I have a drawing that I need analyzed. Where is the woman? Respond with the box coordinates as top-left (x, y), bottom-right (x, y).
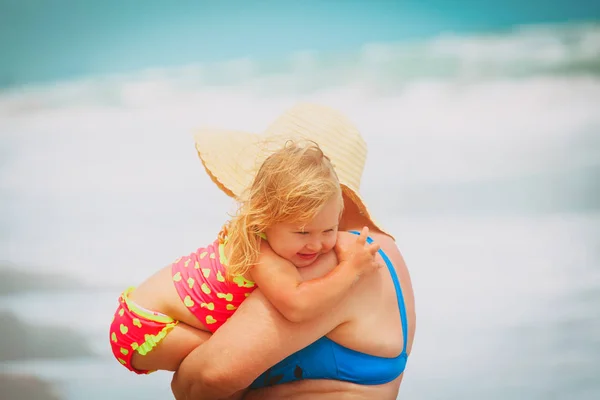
top-left (172, 103), bottom-right (417, 399)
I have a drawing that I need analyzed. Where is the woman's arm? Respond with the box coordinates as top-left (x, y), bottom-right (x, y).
top-left (170, 288), bottom-right (351, 400)
top-left (249, 227), bottom-right (380, 322)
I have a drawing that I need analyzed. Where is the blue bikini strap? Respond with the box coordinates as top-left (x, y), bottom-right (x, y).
top-left (348, 230), bottom-right (408, 355)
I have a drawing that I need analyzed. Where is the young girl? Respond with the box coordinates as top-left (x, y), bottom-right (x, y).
top-left (109, 140), bottom-right (380, 374)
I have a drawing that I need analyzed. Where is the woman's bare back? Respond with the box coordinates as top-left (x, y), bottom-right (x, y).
top-left (243, 376), bottom-right (403, 400)
top-left (248, 230), bottom-right (416, 398)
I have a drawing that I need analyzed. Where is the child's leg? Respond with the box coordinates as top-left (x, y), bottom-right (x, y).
top-left (131, 322), bottom-right (211, 372)
top-left (110, 287), bottom-right (201, 374)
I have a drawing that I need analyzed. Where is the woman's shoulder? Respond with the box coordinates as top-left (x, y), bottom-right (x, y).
top-left (357, 230), bottom-right (402, 261)
top-left (338, 230), bottom-right (399, 255)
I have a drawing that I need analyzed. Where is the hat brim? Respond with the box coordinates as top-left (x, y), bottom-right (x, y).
top-left (193, 128), bottom-right (391, 238)
top-left (194, 129), bottom-right (263, 199)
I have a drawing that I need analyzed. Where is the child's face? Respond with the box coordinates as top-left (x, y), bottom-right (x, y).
top-left (265, 196), bottom-right (341, 268)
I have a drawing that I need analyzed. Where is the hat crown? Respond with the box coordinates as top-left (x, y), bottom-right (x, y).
top-left (193, 102), bottom-right (391, 237)
top-left (263, 103), bottom-right (367, 193)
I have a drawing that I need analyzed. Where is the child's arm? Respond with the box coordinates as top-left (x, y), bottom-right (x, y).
top-left (248, 227), bottom-right (381, 323)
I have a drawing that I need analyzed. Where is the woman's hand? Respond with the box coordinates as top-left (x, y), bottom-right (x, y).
top-left (335, 227), bottom-right (381, 278)
top-left (169, 288), bottom-right (349, 400)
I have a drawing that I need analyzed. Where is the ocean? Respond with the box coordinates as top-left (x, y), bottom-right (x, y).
top-left (1, 21), bottom-right (599, 399)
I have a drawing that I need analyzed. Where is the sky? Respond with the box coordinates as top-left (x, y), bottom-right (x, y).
top-left (1, 0), bottom-right (599, 87)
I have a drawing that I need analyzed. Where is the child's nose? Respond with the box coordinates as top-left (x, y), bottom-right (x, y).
top-left (305, 239), bottom-right (322, 253)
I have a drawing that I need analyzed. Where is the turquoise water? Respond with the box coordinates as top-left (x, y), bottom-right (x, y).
top-left (2, 1), bottom-right (599, 88)
top-left (1, 21), bottom-right (600, 399)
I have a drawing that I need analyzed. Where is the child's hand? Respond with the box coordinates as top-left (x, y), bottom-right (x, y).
top-left (335, 227), bottom-right (381, 278)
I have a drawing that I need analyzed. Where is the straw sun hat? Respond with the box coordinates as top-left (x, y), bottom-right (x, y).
top-left (193, 102), bottom-right (388, 236)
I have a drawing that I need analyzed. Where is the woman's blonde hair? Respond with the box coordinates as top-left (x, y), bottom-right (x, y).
top-left (220, 140), bottom-right (343, 279)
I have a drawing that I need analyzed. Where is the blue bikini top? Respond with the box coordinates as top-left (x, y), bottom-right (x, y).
top-left (250, 231), bottom-right (409, 388)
